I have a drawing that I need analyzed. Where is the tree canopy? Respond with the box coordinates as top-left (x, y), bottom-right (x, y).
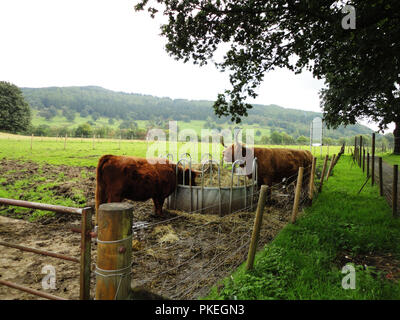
top-left (0, 81), bottom-right (31, 133)
top-left (135, 1), bottom-right (400, 150)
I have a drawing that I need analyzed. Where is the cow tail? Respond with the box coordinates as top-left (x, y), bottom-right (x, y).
top-left (95, 155), bottom-right (112, 212)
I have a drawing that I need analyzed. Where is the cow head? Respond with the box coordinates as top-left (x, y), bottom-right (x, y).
top-left (177, 167), bottom-right (200, 186)
top-left (220, 132), bottom-right (254, 175)
top-left (220, 133), bottom-right (249, 163)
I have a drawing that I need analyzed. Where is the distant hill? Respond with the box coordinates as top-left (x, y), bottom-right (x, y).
top-left (21, 86), bottom-right (372, 140)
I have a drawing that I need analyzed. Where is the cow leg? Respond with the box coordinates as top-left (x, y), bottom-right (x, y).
top-left (107, 192), bottom-right (123, 204)
top-left (152, 197), bottom-right (165, 216)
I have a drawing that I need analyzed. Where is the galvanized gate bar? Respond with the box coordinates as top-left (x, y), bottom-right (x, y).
top-left (80, 207), bottom-right (92, 300)
top-left (230, 160), bottom-right (245, 214)
top-left (0, 241), bottom-right (80, 263)
top-left (0, 198), bottom-right (82, 215)
top-left (0, 279), bottom-right (68, 300)
top-left (176, 158), bottom-right (193, 212)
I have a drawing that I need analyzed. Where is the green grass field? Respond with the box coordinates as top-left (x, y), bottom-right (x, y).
top-left (206, 155), bottom-right (400, 299)
top-left (0, 132), bottom-right (343, 167)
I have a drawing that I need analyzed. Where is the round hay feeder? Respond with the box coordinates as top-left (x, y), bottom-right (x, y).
top-left (164, 154), bottom-right (259, 215)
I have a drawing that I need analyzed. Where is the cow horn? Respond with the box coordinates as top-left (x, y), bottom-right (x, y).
top-left (192, 169), bottom-right (202, 174)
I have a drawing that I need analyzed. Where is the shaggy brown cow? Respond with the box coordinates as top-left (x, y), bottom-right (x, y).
top-left (95, 155), bottom-right (199, 216)
top-left (221, 139), bottom-right (313, 188)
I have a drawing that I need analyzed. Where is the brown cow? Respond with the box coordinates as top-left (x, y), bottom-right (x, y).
top-left (221, 139), bottom-right (313, 188)
top-left (95, 155), bottom-right (199, 216)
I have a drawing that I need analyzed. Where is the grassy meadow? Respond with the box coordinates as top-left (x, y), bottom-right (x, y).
top-left (206, 155), bottom-right (400, 300)
top-left (0, 132), bottom-right (343, 167)
top-left (0, 132), bottom-right (342, 221)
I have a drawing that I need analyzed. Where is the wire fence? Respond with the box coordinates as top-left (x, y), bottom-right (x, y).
top-left (125, 164), bottom-right (315, 300)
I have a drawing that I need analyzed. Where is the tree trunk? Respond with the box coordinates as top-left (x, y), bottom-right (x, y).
top-left (394, 121), bottom-right (400, 154)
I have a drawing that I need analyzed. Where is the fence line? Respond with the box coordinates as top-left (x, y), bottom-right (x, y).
top-left (128, 163), bottom-right (315, 300)
top-left (353, 133), bottom-right (399, 217)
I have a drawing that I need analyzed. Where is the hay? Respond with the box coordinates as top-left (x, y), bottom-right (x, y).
top-left (151, 225), bottom-right (180, 244)
top-left (194, 168), bottom-right (251, 187)
top-left (132, 239), bottom-right (143, 251)
top-left (159, 233), bottom-right (179, 244)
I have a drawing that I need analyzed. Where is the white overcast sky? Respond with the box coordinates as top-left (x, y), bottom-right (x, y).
top-left (0, 0), bottom-right (385, 131)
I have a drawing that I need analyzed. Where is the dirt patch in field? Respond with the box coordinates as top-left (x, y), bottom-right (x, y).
top-left (0, 158), bottom-right (305, 300)
top-left (336, 250), bottom-right (400, 283)
top-left (0, 158), bottom-right (96, 222)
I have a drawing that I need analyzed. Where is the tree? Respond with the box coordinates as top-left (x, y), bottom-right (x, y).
top-left (135, 1), bottom-right (400, 150)
top-left (260, 135), bottom-right (270, 145)
top-left (270, 131), bottom-right (283, 145)
top-left (75, 123), bottom-right (93, 137)
top-left (0, 81), bottom-right (31, 133)
top-left (296, 135), bottom-right (308, 145)
top-left (33, 124), bottom-right (51, 137)
top-left (65, 110), bottom-right (76, 122)
top-left (281, 132), bottom-right (294, 145)
top-left (91, 112), bottom-right (100, 121)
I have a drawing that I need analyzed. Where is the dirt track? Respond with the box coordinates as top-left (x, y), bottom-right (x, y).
top-left (0, 159), bottom-right (303, 300)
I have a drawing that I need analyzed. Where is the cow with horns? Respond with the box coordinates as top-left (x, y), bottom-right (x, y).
top-left (220, 133), bottom-right (313, 189)
top-left (95, 155), bottom-right (200, 217)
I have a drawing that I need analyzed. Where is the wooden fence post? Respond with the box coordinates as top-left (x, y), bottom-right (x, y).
top-left (326, 154), bottom-right (336, 181)
top-left (80, 207), bottom-right (92, 300)
top-left (291, 167), bottom-right (304, 223)
top-left (359, 136), bottom-right (363, 167)
top-left (367, 153), bottom-right (370, 177)
top-left (393, 165), bottom-right (398, 218)
top-left (308, 157), bottom-right (317, 200)
top-left (95, 203), bottom-right (133, 300)
top-left (245, 185), bottom-right (268, 271)
top-left (354, 136), bottom-right (357, 161)
top-left (379, 157), bottom-right (383, 196)
top-left (362, 148), bottom-right (365, 173)
top-left (64, 133), bottom-right (67, 150)
top-left (372, 133), bottom-right (375, 185)
top-left (318, 155), bottom-right (329, 193)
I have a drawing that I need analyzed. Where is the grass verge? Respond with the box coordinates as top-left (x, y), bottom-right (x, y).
top-left (205, 155), bottom-right (400, 300)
